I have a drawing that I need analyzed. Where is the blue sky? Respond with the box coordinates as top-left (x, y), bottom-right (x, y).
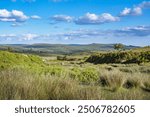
top-left (0, 0), bottom-right (150, 46)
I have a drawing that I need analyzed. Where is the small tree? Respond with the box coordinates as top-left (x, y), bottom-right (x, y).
top-left (114, 43), bottom-right (124, 51)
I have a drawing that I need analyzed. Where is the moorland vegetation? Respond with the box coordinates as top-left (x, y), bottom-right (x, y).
top-left (0, 46), bottom-right (150, 100)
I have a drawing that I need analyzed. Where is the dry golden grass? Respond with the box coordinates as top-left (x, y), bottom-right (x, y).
top-left (0, 66), bottom-right (150, 100)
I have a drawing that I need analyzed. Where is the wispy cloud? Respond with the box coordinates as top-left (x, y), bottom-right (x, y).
top-left (11, 23), bottom-right (22, 27)
top-left (139, 1), bottom-right (150, 8)
top-left (51, 15), bottom-right (73, 23)
top-left (0, 33), bottom-right (39, 41)
top-left (31, 15), bottom-right (41, 19)
top-left (22, 33), bottom-right (39, 40)
top-left (114, 25), bottom-right (150, 37)
top-left (1, 25), bottom-right (150, 43)
top-left (54, 25), bottom-right (150, 40)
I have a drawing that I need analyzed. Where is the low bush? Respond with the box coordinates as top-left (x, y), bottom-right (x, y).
top-left (86, 51), bottom-right (150, 64)
top-left (69, 67), bottom-right (99, 84)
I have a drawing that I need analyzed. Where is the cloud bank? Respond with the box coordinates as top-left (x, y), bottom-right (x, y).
top-left (1, 25), bottom-right (149, 43)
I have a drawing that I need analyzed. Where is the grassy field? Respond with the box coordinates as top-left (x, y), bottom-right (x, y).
top-left (0, 47), bottom-right (150, 100)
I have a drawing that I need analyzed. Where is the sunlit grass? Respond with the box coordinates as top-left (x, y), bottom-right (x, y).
top-left (0, 50), bottom-right (150, 100)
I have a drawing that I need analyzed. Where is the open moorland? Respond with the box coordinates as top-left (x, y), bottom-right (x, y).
top-left (0, 44), bottom-right (150, 100)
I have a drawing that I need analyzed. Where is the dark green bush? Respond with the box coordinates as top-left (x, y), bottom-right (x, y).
top-left (86, 51), bottom-right (150, 64)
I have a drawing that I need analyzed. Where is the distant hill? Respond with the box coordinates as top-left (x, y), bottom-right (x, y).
top-left (0, 43), bottom-right (140, 55)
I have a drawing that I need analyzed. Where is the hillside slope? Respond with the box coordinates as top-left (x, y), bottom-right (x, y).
top-left (0, 51), bottom-right (44, 69)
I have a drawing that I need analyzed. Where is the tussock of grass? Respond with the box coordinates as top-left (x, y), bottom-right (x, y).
top-left (123, 79), bottom-right (141, 89)
top-left (142, 81), bottom-right (150, 92)
top-left (99, 70), bottom-right (125, 92)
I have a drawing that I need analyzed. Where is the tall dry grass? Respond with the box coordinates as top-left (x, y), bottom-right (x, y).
top-left (0, 68), bottom-right (103, 100)
top-left (0, 67), bottom-right (150, 100)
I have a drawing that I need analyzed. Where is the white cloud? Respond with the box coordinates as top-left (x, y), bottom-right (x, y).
top-left (115, 25), bottom-right (150, 37)
top-left (51, 15), bottom-right (73, 22)
top-left (11, 23), bottom-right (22, 27)
top-left (120, 7), bottom-right (142, 16)
top-left (0, 9), bottom-right (11, 17)
top-left (57, 25), bottom-right (150, 40)
top-left (0, 34), bottom-right (16, 41)
top-left (0, 33), bottom-right (40, 41)
top-left (0, 34), bottom-right (16, 37)
top-left (120, 8), bottom-right (131, 16)
top-left (22, 33), bottom-right (39, 40)
top-left (1, 25), bottom-right (150, 44)
top-left (31, 15), bottom-right (41, 19)
top-left (75, 13), bottom-right (119, 25)
top-left (132, 7), bottom-right (142, 15)
top-left (0, 9), bottom-right (29, 22)
top-left (120, 1), bottom-right (150, 16)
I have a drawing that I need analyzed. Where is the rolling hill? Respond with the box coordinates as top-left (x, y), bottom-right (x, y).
top-left (0, 43), bottom-right (139, 55)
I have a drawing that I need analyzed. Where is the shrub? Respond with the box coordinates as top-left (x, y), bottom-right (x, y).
top-left (86, 51), bottom-right (150, 64)
top-left (57, 55), bottom-right (67, 61)
top-left (69, 67), bottom-right (99, 84)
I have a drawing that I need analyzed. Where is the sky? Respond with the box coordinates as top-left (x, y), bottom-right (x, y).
top-left (0, 0), bottom-right (150, 46)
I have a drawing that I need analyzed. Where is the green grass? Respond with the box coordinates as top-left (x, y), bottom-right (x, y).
top-left (0, 50), bottom-right (45, 70)
top-left (0, 68), bottom-right (103, 100)
top-left (0, 50), bottom-right (150, 100)
top-left (0, 67), bottom-right (150, 100)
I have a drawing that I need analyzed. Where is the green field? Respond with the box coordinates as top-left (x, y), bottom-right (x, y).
top-left (0, 46), bottom-right (150, 100)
